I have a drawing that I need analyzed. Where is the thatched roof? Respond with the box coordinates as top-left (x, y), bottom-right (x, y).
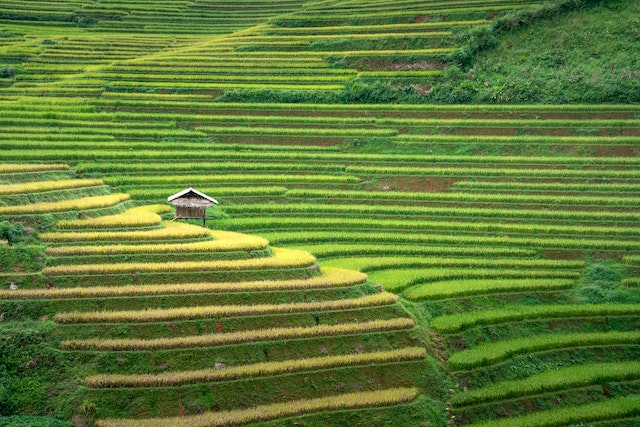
top-left (168, 187), bottom-right (218, 207)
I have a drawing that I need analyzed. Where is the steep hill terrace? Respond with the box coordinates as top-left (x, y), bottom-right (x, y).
top-left (0, 167), bottom-right (432, 425)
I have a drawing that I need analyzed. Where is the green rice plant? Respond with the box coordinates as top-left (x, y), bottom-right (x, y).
top-left (452, 180), bottom-right (640, 193)
top-left (284, 188), bottom-right (640, 208)
top-left (0, 163), bottom-right (69, 173)
top-left (452, 361), bottom-right (640, 407)
top-left (86, 347), bottom-right (426, 388)
top-left (345, 165), bottom-right (640, 179)
top-left (0, 178), bottom-right (104, 195)
top-left (261, 230), bottom-right (640, 251)
top-left (0, 193), bottom-right (129, 215)
top-left (56, 204), bottom-right (171, 229)
top-left (54, 292), bottom-right (396, 324)
top-left (105, 174), bottom-right (360, 186)
top-left (398, 134), bottom-right (640, 146)
top-left (464, 394), bottom-right (640, 427)
top-left (0, 267), bottom-right (365, 300)
top-left (404, 278), bottom-right (576, 301)
top-left (40, 221), bottom-right (210, 243)
top-left (263, 20), bottom-right (487, 34)
top-left (77, 161), bottom-right (345, 173)
top-left (294, 244), bottom-right (536, 258)
top-left (447, 331), bottom-right (640, 370)
top-left (348, 257), bottom-right (581, 272)
top-left (622, 278), bottom-right (640, 287)
top-left (431, 304), bottom-right (640, 334)
top-left (60, 317), bottom-right (416, 351)
top-left (218, 216), bottom-right (640, 239)
top-left (196, 125), bottom-right (398, 137)
top-left (95, 387), bottom-right (419, 427)
top-left (46, 230), bottom-right (268, 256)
top-left (44, 247), bottom-right (315, 276)
top-left (623, 255), bottom-right (640, 265)
top-left (357, 71), bottom-right (443, 78)
top-left (127, 187), bottom-right (288, 200)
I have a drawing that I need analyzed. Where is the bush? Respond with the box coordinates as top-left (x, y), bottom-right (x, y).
top-left (0, 221), bottom-right (24, 245)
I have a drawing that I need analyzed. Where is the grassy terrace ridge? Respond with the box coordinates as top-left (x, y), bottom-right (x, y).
top-left (1, 0), bottom-right (640, 425)
top-left (53, 292), bottom-right (397, 323)
top-left (0, 267), bottom-right (367, 299)
top-left (43, 247), bottom-right (316, 275)
top-left (95, 387), bottom-right (419, 427)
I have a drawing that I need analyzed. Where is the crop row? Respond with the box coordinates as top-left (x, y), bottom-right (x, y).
top-left (86, 346), bottom-right (425, 388)
top-left (60, 317), bottom-right (416, 351)
top-left (9, 149), bottom-right (640, 170)
top-left (77, 161), bottom-right (346, 173)
top-left (466, 395), bottom-right (640, 427)
top-left (0, 268), bottom-right (366, 300)
top-left (105, 174), bottom-right (360, 186)
top-left (92, 96), bottom-right (640, 112)
top-left (223, 203), bottom-right (640, 224)
top-left (45, 231), bottom-right (269, 256)
top-left (57, 205), bottom-right (171, 229)
top-left (262, 20), bottom-right (488, 34)
top-left (404, 278), bottom-right (576, 301)
top-left (431, 303), bottom-right (640, 333)
top-left (345, 165), bottom-right (640, 179)
top-left (623, 255), bottom-right (640, 265)
top-left (127, 186), bottom-right (288, 200)
top-left (294, 243), bottom-right (536, 258)
top-left (14, 109), bottom-right (640, 132)
top-left (453, 361), bottom-right (640, 407)
top-left (44, 248), bottom-right (316, 276)
top-left (397, 134), bottom-right (640, 146)
top-left (0, 163), bottom-right (69, 173)
top-left (219, 217), bottom-right (640, 239)
top-left (452, 180), bottom-right (640, 193)
top-left (0, 178), bottom-right (103, 195)
top-left (324, 257), bottom-right (583, 273)
top-left (261, 231), bottom-right (640, 251)
top-left (95, 387), bottom-right (419, 427)
top-left (196, 125), bottom-right (397, 137)
top-left (0, 193), bottom-right (130, 215)
top-left (284, 188), bottom-right (640, 207)
top-left (448, 331), bottom-right (640, 370)
top-left (92, 97), bottom-right (640, 112)
top-left (40, 221), bottom-right (210, 243)
top-left (54, 292), bottom-right (396, 324)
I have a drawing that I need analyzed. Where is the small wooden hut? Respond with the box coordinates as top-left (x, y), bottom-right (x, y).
top-left (168, 187), bottom-right (218, 226)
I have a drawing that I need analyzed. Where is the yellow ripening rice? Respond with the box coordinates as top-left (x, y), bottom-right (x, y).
top-left (0, 193), bottom-right (129, 215)
top-left (0, 179), bottom-right (104, 195)
top-left (85, 347), bottom-right (426, 388)
top-left (43, 247), bottom-right (315, 276)
top-left (54, 292), bottom-right (397, 323)
top-left (61, 318), bottom-right (416, 351)
top-left (95, 387), bottom-right (419, 427)
top-left (0, 164), bottom-right (69, 173)
top-left (45, 230), bottom-right (268, 256)
top-left (57, 204), bottom-right (171, 229)
top-left (40, 221), bottom-right (209, 243)
top-left (0, 267), bottom-right (366, 299)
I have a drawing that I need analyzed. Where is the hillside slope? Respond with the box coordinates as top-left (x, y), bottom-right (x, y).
top-left (0, 0), bottom-right (639, 426)
top-left (437, 0), bottom-right (640, 103)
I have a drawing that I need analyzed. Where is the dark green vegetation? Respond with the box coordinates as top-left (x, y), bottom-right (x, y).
top-left (442, 0), bottom-right (640, 103)
top-left (0, 0), bottom-right (639, 426)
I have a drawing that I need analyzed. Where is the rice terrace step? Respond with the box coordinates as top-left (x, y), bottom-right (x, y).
top-left (1, 0), bottom-right (639, 425)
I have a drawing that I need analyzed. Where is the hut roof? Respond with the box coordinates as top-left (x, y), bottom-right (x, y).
top-left (168, 187), bottom-right (219, 205)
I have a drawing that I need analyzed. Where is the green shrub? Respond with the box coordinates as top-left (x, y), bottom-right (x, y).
top-left (0, 221), bottom-right (24, 245)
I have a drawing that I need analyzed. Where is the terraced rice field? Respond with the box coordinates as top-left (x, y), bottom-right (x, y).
top-left (1, 0), bottom-right (639, 426)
